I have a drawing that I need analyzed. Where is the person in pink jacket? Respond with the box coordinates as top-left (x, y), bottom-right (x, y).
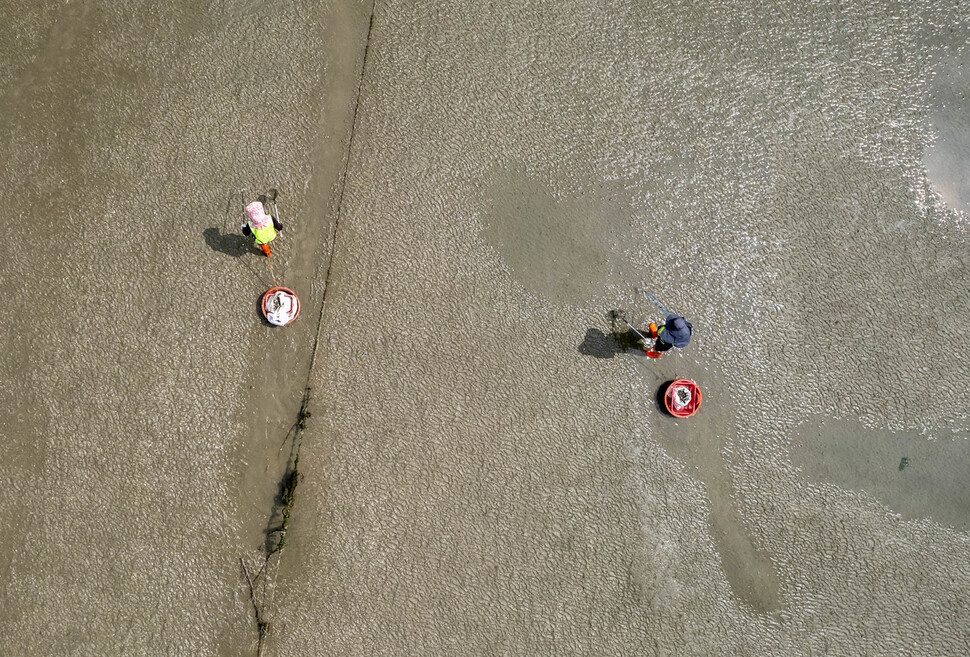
top-left (241, 201), bottom-right (283, 257)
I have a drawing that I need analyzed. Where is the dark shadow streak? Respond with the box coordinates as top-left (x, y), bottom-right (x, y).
top-left (255, 292), bottom-right (276, 328)
top-left (655, 380), bottom-right (674, 416)
top-left (203, 227), bottom-right (258, 258)
top-left (578, 325), bottom-right (644, 359)
top-left (205, 213), bottom-right (274, 289)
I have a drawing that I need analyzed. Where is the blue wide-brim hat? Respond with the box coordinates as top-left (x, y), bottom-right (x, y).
top-left (660, 315), bottom-right (692, 348)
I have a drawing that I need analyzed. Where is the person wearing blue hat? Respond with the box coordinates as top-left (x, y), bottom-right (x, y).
top-left (645, 314), bottom-right (692, 358)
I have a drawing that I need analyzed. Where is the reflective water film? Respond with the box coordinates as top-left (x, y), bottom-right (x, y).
top-left (1, 0), bottom-right (969, 655)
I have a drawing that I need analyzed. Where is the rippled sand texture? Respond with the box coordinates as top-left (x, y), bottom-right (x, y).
top-left (277, 0), bottom-right (970, 655)
top-left (0, 1), bottom-right (368, 654)
top-left (2, 0), bottom-right (970, 655)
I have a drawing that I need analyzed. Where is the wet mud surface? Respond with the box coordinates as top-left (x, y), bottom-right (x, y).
top-left (0, 0), bottom-right (367, 654)
top-left (924, 43), bottom-right (970, 215)
top-left (792, 417), bottom-right (970, 531)
top-left (484, 172), bottom-right (637, 302)
top-left (2, 0), bottom-right (970, 655)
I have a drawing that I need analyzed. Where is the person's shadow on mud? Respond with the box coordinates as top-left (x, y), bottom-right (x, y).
top-left (203, 227), bottom-right (258, 257)
top-left (579, 312), bottom-right (646, 358)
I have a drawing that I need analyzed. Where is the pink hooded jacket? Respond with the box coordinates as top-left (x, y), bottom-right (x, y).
top-left (245, 201), bottom-right (272, 230)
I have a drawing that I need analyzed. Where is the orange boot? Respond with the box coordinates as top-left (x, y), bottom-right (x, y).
top-left (260, 243), bottom-right (272, 257)
top-left (649, 323), bottom-right (658, 339)
top-left (645, 349), bottom-right (664, 358)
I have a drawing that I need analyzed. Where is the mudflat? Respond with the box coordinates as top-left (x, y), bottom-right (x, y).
top-left (1, 1), bottom-right (969, 655)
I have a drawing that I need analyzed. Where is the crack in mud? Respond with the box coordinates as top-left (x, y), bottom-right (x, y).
top-left (240, 389), bottom-right (309, 657)
top-left (238, 1), bottom-right (378, 654)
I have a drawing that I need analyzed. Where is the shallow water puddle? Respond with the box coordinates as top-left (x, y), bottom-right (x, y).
top-left (923, 33), bottom-right (970, 215)
top-left (792, 417), bottom-right (970, 530)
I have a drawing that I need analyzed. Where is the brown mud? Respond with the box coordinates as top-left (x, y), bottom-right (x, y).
top-left (2, 1), bottom-right (970, 656)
